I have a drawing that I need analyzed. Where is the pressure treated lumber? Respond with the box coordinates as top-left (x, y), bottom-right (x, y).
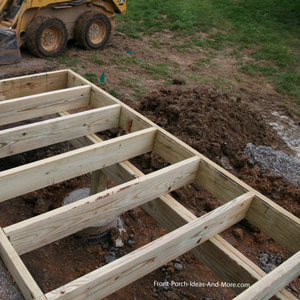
top-left (5, 157), bottom-right (200, 255)
top-left (101, 162), bottom-right (296, 300)
top-left (0, 104), bottom-right (121, 158)
top-left (0, 85), bottom-right (91, 126)
top-left (1, 70), bottom-right (295, 300)
top-left (120, 106), bottom-right (300, 253)
top-left (90, 170), bottom-right (107, 195)
top-left (233, 251), bottom-right (300, 300)
top-left (65, 124), bottom-right (296, 300)
top-left (0, 229), bottom-right (46, 300)
top-left (153, 131), bottom-right (300, 253)
top-left (46, 192), bottom-right (253, 300)
top-left (0, 127), bottom-right (156, 203)
top-left (0, 70), bottom-right (68, 100)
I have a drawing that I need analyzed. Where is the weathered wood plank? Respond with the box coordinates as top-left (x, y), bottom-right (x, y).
top-left (233, 251), bottom-right (300, 300)
top-left (0, 104), bottom-right (120, 158)
top-left (0, 228), bottom-right (46, 300)
top-left (5, 157), bottom-right (200, 254)
top-left (0, 85), bottom-right (91, 126)
top-left (0, 70), bottom-right (68, 100)
top-left (45, 192), bottom-right (253, 300)
top-left (0, 127), bottom-right (156, 203)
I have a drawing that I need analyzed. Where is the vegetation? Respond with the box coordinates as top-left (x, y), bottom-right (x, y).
top-left (118, 0), bottom-right (300, 106)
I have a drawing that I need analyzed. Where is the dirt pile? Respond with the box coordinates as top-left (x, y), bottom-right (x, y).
top-left (136, 85), bottom-right (300, 217)
top-left (138, 86), bottom-right (281, 163)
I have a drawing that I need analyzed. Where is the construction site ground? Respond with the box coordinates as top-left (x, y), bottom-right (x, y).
top-left (0, 28), bottom-right (299, 300)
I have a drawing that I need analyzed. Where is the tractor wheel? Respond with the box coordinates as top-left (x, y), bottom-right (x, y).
top-left (75, 11), bottom-right (111, 50)
top-left (25, 16), bottom-right (68, 58)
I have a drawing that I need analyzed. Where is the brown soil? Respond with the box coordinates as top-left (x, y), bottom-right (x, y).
top-left (0, 49), bottom-right (57, 79)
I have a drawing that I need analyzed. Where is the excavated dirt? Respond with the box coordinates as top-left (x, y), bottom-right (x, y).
top-left (135, 85), bottom-right (300, 219)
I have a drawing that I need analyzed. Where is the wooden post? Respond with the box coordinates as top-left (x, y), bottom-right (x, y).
top-left (90, 170), bottom-right (107, 195)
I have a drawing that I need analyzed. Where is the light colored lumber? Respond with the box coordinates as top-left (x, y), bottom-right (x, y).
top-left (233, 251), bottom-right (300, 300)
top-left (90, 170), bottom-right (107, 195)
top-left (196, 159), bottom-right (300, 254)
top-left (0, 70), bottom-right (68, 100)
top-left (64, 119), bottom-right (296, 299)
top-left (0, 85), bottom-right (91, 126)
top-left (5, 156), bottom-right (200, 254)
top-left (0, 127), bottom-right (156, 203)
top-left (0, 104), bottom-right (121, 158)
top-left (0, 228), bottom-right (46, 300)
top-left (246, 195), bottom-right (300, 254)
top-left (101, 162), bottom-right (295, 300)
top-left (149, 131), bottom-right (300, 253)
top-left (46, 192), bottom-right (253, 300)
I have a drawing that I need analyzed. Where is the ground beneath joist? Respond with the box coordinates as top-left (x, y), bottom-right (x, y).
top-left (0, 32), bottom-right (300, 300)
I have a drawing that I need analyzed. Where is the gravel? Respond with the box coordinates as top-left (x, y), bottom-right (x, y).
top-left (0, 259), bottom-right (23, 300)
top-left (173, 263), bottom-right (183, 271)
top-left (244, 143), bottom-right (300, 186)
top-left (257, 251), bottom-right (282, 274)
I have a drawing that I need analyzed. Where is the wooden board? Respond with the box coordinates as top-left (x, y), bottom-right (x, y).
top-left (0, 128), bottom-right (156, 202)
top-left (5, 156), bottom-right (200, 254)
top-left (233, 251), bottom-right (300, 300)
top-left (0, 85), bottom-right (91, 126)
top-left (0, 104), bottom-right (121, 158)
top-left (0, 228), bottom-right (46, 300)
top-left (0, 70), bottom-right (68, 100)
top-left (46, 192), bottom-right (253, 300)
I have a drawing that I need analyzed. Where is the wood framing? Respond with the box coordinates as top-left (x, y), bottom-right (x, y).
top-left (0, 85), bottom-right (91, 126)
top-left (0, 69), bottom-right (299, 300)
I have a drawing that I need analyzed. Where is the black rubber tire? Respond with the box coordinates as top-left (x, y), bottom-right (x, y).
top-left (25, 15), bottom-right (68, 58)
top-left (75, 11), bottom-right (111, 50)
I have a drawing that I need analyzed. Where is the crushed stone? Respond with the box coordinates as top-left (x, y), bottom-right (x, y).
top-left (0, 259), bottom-right (23, 300)
top-left (244, 143), bottom-right (300, 186)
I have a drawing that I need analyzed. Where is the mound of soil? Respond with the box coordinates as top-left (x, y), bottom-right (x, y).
top-left (138, 86), bottom-right (282, 162)
top-left (136, 85), bottom-right (300, 218)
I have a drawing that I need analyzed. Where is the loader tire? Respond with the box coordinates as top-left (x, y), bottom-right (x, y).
top-left (25, 16), bottom-right (68, 58)
top-left (75, 12), bottom-right (111, 50)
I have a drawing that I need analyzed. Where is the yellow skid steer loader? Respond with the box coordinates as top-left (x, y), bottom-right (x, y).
top-left (0, 0), bottom-right (126, 64)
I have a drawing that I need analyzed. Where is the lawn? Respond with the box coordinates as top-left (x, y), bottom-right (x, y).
top-left (118, 0), bottom-right (300, 109)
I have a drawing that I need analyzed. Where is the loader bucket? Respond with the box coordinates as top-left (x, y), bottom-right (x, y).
top-left (0, 28), bottom-right (21, 65)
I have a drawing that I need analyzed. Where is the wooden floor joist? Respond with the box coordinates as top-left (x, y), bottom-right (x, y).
top-left (0, 229), bottom-right (46, 300)
top-left (0, 127), bottom-right (156, 203)
top-left (0, 104), bottom-right (121, 158)
top-left (0, 69), bottom-right (299, 300)
top-left (0, 85), bottom-right (91, 126)
top-left (73, 132), bottom-right (296, 300)
top-left (5, 156), bottom-right (199, 254)
top-left (46, 192), bottom-right (254, 300)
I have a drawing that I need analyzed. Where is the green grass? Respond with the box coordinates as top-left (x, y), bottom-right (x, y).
top-left (120, 77), bottom-right (140, 88)
top-left (119, 55), bottom-right (173, 79)
top-left (83, 72), bottom-right (98, 84)
top-left (117, 0), bottom-right (300, 110)
top-left (50, 56), bottom-right (80, 67)
top-left (90, 54), bottom-right (105, 65)
top-left (108, 88), bottom-right (123, 98)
